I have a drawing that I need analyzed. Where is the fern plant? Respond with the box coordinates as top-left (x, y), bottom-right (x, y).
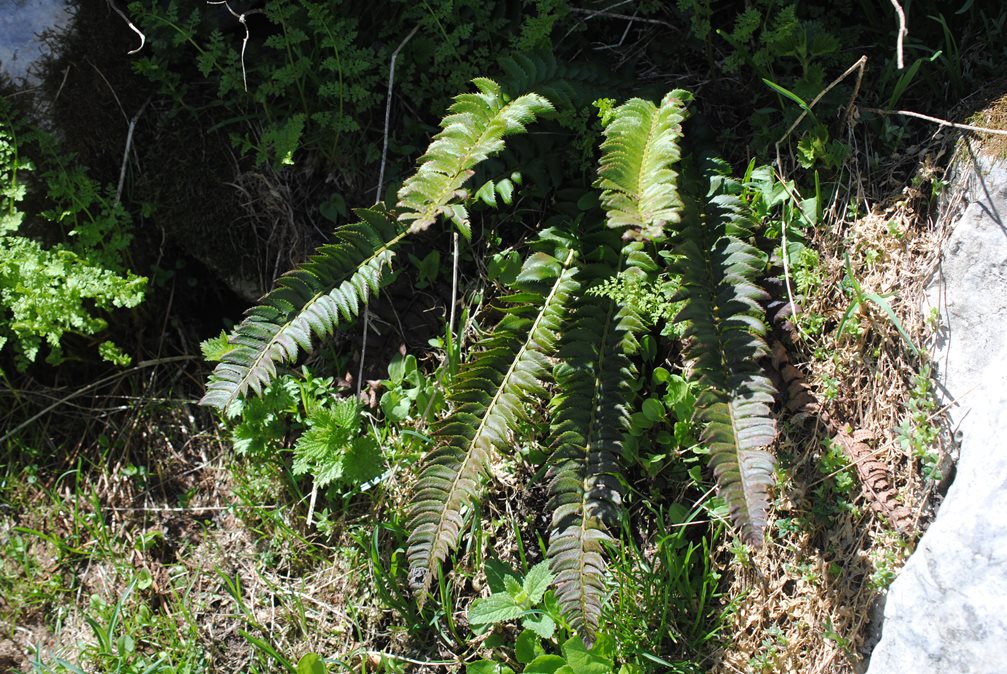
top-left (202, 78), bottom-right (778, 641)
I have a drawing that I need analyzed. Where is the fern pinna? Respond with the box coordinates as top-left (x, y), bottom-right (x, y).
top-left (545, 230), bottom-right (644, 638)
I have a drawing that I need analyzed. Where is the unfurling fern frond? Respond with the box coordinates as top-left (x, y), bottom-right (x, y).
top-left (201, 208), bottom-right (402, 411)
top-left (406, 251), bottom-right (577, 601)
top-left (595, 91), bottom-right (690, 241)
top-left (396, 78), bottom-right (553, 236)
top-left (675, 186), bottom-right (777, 546)
top-left (546, 235), bottom-right (642, 641)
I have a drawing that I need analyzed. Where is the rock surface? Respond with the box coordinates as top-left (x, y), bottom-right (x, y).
top-left (866, 147), bottom-right (1007, 674)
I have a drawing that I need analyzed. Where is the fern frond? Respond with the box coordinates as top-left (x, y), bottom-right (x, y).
top-left (498, 51), bottom-right (629, 110)
top-left (200, 208), bottom-right (402, 411)
top-left (406, 251), bottom-right (577, 600)
top-left (546, 237), bottom-right (640, 640)
top-left (397, 78), bottom-right (553, 234)
top-left (596, 92), bottom-right (690, 240)
top-left (675, 189), bottom-right (777, 546)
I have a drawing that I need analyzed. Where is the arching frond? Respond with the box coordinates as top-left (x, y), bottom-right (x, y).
top-left (675, 188), bottom-right (777, 546)
top-left (396, 78), bottom-right (553, 235)
top-left (200, 208), bottom-right (402, 411)
top-left (406, 251), bottom-right (577, 601)
top-left (596, 92), bottom-right (690, 241)
top-left (546, 234), bottom-right (642, 641)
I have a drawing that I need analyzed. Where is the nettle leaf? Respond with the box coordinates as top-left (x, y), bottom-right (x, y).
top-left (523, 561), bottom-right (554, 605)
top-left (523, 655), bottom-right (566, 674)
top-left (200, 330), bottom-right (234, 362)
top-left (560, 636), bottom-right (613, 674)
top-left (522, 613), bottom-right (556, 640)
top-left (468, 593), bottom-right (526, 625)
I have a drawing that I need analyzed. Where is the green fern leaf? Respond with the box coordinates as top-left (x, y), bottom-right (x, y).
top-left (546, 236), bottom-right (640, 640)
top-left (406, 251), bottom-right (577, 601)
top-left (675, 188), bottom-right (777, 546)
top-left (596, 92), bottom-right (691, 240)
top-left (200, 208), bottom-right (403, 411)
top-left (397, 78), bottom-right (553, 234)
top-left (498, 51), bottom-right (629, 111)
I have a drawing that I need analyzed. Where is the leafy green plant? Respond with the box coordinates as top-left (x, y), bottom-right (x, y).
top-left (897, 363), bottom-right (941, 482)
top-left (201, 80), bottom-right (780, 642)
top-left (469, 633), bottom-right (637, 674)
top-left (837, 252), bottom-right (918, 355)
top-left (469, 561), bottom-right (560, 640)
top-left (0, 101), bottom-right (145, 371)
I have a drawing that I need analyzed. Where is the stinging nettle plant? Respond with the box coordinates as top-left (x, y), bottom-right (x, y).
top-left (201, 77), bottom-right (778, 640)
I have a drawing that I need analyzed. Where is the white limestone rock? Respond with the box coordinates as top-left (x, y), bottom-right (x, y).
top-left (866, 148), bottom-right (1007, 674)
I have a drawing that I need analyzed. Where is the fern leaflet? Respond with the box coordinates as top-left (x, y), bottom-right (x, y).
top-left (201, 208), bottom-right (402, 411)
top-left (396, 78), bottom-right (553, 236)
top-left (546, 235), bottom-right (642, 640)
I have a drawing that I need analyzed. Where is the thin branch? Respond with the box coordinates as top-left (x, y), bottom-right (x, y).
top-left (376, 25), bottom-right (421, 203)
top-left (117, 97), bottom-right (151, 204)
top-left (889, 0), bottom-right (908, 70)
top-left (772, 168), bottom-right (813, 343)
top-left (862, 107), bottom-right (1007, 137)
top-left (570, 3), bottom-right (674, 27)
top-left (106, 0), bottom-right (146, 54)
top-left (448, 231), bottom-right (460, 343)
top-left (775, 55), bottom-right (867, 172)
top-left (335, 26), bottom-right (421, 473)
top-left (207, 1), bottom-right (264, 93)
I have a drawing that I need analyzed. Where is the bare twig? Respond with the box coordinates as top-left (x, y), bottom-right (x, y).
top-left (862, 107), bottom-right (1007, 137)
top-left (775, 55), bottom-right (868, 172)
top-left (207, 1), bottom-right (264, 93)
top-left (107, 0), bottom-right (146, 54)
top-left (88, 59), bottom-right (128, 123)
top-left (376, 25), bottom-right (421, 203)
top-left (889, 0), bottom-right (908, 70)
top-left (448, 231), bottom-right (460, 344)
top-left (569, 5), bottom-right (675, 28)
top-left (117, 97), bottom-right (151, 204)
top-left (772, 169), bottom-right (812, 343)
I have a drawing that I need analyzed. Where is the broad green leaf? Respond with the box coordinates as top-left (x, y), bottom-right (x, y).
top-left (468, 593), bottom-right (525, 625)
top-left (296, 653), bottom-right (327, 674)
top-left (522, 613), bottom-right (556, 639)
top-left (467, 660), bottom-right (514, 674)
top-left (522, 560), bottom-right (554, 604)
top-left (523, 655), bottom-right (567, 674)
top-left (561, 636), bottom-right (613, 674)
top-left (515, 630), bottom-right (543, 664)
